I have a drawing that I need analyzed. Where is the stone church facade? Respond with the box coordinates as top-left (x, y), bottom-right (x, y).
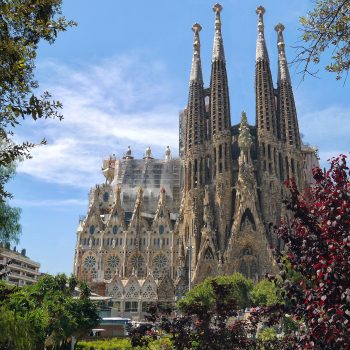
top-left (73, 4), bottom-right (319, 320)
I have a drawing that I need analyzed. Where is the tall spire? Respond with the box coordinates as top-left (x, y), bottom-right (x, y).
top-left (212, 3), bottom-right (225, 61)
top-left (275, 23), bottom-right (291, 83)
top-left (255, 6), bottom-right (269, 61)
top-left (275, 23), bottom-right (301, 149)
top-left (209, 3), bottom-right (232, 254)
top-left (255, 5), bottom-right (277, 139)
top-left (185, 23), bottom-right (206, 153)
top-left (190, 23), bottom-right (203, 83)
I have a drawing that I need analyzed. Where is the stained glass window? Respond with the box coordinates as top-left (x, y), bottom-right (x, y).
top-left (83, 255), bottom-right (96, 270)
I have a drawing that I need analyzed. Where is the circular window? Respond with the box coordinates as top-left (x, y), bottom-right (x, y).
top-left (112, 225), bottom-right (118, 235)
top-left (103, 192), bottom-right (109, 202)
top-left (84, 255), bottom-right (96, 269)
top-left (108, 255), bottom-right (120, 268)
top-left (89, 225), bottom-right (95, 235)
top-left (153, 254), bottom-right (168, 269)
top-left (159, 225), bottom-right (164, 235)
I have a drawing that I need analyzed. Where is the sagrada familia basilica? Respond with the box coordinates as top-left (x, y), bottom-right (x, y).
top-left (73, 4), bottom-right (318, 319)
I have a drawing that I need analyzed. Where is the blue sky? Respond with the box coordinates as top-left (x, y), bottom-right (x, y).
top-left (7, 0), bottom-right (350, 275)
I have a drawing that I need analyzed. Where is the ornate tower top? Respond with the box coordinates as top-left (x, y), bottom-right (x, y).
top-left (212, 3), bottom-right (225, 61)
top-left (275, 23), bottom-right (285, 51)
top-left (255, 6), bottom-right (268, 61)
top-left (190, 23), bottom-right (203, 82)
top-left (275, 23), bottom-right (291, 83)
top-left (238, 112), bottom-right (253, 150)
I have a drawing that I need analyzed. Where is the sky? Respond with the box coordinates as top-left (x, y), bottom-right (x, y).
top-left (7, 0), bottom-right (350, 275)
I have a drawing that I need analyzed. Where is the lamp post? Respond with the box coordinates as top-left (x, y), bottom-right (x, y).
top-left (186, 235), bottom-right (192, 292)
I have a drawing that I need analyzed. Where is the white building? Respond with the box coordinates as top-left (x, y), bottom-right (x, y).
top-left (0, 245), bottom-right (41, 286)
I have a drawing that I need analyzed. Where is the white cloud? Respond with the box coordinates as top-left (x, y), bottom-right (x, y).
top-left (16, 56), bottom-right (180, 188)
top-left (12, 198), bottom-right (87, 207)
top-left (298, 105), bottom-right (350, 167)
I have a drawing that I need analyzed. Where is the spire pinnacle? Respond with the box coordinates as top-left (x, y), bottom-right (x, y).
top-left (256, 6), bottom-right (265, 36)
top-left (190, 23), bottom-right (203, 82)
top-left (275, 23), bottom-right (285, 53)
top-left (255, 6), bottom-right (268, 61)
top-left (275, 23), bottom-right (291, 83)
top-left (238, 111), bottom-right (252, 151)
top-left (212, 3), bottom-right (225, 61)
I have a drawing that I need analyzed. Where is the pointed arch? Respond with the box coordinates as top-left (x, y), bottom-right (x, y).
top-left (240, 208), bottom-right (256, 231)
top-left (125, 278), bottom-right (140, 299)
top-left (204, 247), bottom-right (214, 260)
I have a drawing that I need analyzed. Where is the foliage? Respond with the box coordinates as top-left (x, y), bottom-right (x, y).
top-left (76, 337), bottom-right (174, 350)
top-left (0, 0), bottom-right (76, 200)
top-left (148, 279), bottom-right (257, 350)
top-left (296, 0), bottom-right (350, 80)
top-left (258, 155), bottom-right (350, 349)
top-left (251, 279), bottom-right (281, 307)
top-left (257, 327), bottom-right (277, 342)
top-left (0, 201), bottom-right (21, 244)
top-left (0, 274), bottom-right (99, 350)
top-left (178, 273), bottom-right (253, 312)
top-left (0, 162), bottom-right (21, 244)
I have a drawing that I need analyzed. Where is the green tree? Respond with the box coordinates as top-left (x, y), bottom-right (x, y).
top-left (296, 0), bottom-right (350, 80)
top-left (0, 274), bottom-right (100, 350)
top-left (178, 273), bottom-right (253, 312)
top-left (0, 163), bottom-right (21, 244)
top-left (0, 0), bottom-right (76, 200)
top-left (251, 279), bottom-right (281, 307)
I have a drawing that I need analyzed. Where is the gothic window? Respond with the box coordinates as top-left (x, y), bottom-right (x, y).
top-left (83, 255), bottom-right (96, 270)
top-left (126, 283), bottom-right (139, 298)
top-left (112, 225), bottom-right (118, 235)
top-left (239, 260), bottom-right (248, 277)
top-left (142, 283), bottom-right (157, 299)
top-left (204, 248), bottom-right (214, 260)
top-left (159, 225), bottom-right (164, 235)
top-left (89, 225), bottom-right (95, 235)
top-left (108, 284), bottom-right (123, 298)
top-left (153, 254), bottom-right (168, 279)
top-left (103, 192), bottom-right (109, 202)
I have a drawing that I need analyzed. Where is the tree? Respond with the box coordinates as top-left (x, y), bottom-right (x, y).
top-left (178, 273), bottom-right (253, 312)
top-left (296, 0), bottom-right (350, 80)
top-left (258, 155), bottom-right (350, 349)
top-left (0, 163), bottom-right (21, 244)
top-left (0, 0), bottom-right (76, 200)
top-left (250, 279), bottom-right (281, 307)
top-left (0, 274), bottom-right (100, 350)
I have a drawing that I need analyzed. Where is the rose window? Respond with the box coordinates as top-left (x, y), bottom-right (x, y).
top-left (153, 254), bottom-right (168, 269)
top-left (108, 255), bottom-right (120, 268)
top-left (84, 255), bottom-right (96, 270)
top-left (153, 254), bottom-right (168, 278)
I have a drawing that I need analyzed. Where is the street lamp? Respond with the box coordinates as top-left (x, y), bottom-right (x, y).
top-left (185, 235), bottom-right (192, 291)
